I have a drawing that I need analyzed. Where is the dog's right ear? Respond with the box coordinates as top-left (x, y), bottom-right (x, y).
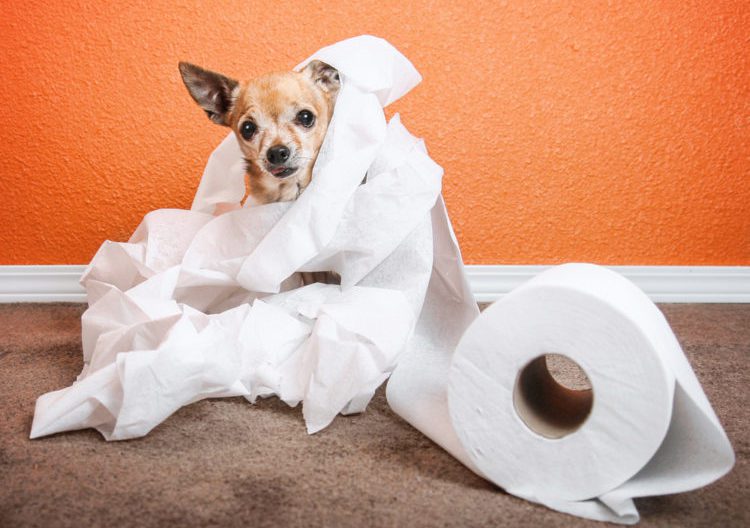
top-left (178, 62), bottom-right (239, 126)
top-left (302, 60), bottom-right (340, 94)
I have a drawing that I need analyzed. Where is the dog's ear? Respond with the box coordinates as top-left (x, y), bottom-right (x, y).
top-left (303, 60), bottom-right (340, 94)
top-left (178, 62), bottom-right (239, 126)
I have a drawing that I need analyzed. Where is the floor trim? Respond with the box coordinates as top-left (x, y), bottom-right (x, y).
top-left (467, 265), bottom-right (750, 303)
top-left (1, 264), bottom-right (748, 303)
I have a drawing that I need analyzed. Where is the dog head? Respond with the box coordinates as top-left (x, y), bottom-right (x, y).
top-left (179, 60), bottom-right (340, 204)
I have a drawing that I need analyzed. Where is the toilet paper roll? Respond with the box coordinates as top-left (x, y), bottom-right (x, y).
top-left (447, 263), bottom-right (734, 508)
top-left (388, 262), bottom-right (735, 523)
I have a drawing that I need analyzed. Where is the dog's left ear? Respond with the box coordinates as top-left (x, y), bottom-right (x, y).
top-left (303, 60), bottom-right (340, 94)
top-left (179, 62), bottom-right (239, 126)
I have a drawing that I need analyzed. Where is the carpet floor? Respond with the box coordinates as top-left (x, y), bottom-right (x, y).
top-left (0, 303), bottom-right (747, 527)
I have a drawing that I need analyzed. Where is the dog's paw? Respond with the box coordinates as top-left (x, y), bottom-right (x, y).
top-left (213, 202), bottom-right (242, 216)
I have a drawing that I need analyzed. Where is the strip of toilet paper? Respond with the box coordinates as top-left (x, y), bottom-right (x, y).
top-left (29, 35), bottom-right (734, 523)
top-left (387, 262), bottom-right (735, 523)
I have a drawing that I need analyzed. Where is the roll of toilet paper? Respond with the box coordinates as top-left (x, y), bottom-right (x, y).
top-left (448, 264), bottom-right (669, 501)
top-left (445, 263), bottom-right (734, 506)
top-left (388, 262), bottom-right (734, 522)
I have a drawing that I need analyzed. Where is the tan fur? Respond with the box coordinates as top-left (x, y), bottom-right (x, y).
top-left (227, 71), bottom-right (336, 204)
top-left (179, 60), bottom-right (339, 206)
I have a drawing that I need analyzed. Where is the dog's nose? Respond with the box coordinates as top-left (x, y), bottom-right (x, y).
top-left (267, 145), bottom-right (291, 165)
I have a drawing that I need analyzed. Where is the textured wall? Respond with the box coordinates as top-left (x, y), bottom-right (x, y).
top-left (1, 1), bottom-right (748, 265)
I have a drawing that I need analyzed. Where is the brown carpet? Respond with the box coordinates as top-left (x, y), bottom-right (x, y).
top-left (0, 303), bottom-right (747, 527)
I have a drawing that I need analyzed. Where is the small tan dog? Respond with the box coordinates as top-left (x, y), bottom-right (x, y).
top-left (179, 60), bottom-right (340, 207)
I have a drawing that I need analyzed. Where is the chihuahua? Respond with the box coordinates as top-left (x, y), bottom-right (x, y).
top-left (179, 60), bottom-right (340, 208)
top-left (180, 59), bottom-right (341, 285)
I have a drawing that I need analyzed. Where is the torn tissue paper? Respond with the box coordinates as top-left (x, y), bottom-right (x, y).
top-left (30, 35), bottom-right (733, 524)
top-left (31, 35), bottom-right (436, 439)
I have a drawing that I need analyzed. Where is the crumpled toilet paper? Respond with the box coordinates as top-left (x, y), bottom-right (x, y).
top-left (31, 35), bottom-right (439, 439)
top-left (30, 35), bottom-right (733, 524)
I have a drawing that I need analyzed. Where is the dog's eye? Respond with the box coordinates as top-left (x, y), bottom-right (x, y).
top-left (296, 110), bottom-right (315, 128)
top-left (240, 121), bottom-right (257, 140)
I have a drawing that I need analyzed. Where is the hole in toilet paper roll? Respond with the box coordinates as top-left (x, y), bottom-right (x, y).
top-left (545, 354), bottom-right (593, 391)
top-left (513, 354), bottom-right (593, 439)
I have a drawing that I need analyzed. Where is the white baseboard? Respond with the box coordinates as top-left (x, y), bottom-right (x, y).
top-left (0, 265), bottom-right (88, 303)
top-left (467, 265), bottom-right (750, 303)
top-left (0, 264), bottom-right (748, 304)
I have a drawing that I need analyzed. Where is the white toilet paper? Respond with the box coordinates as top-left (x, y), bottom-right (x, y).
top-left (28, 34), bottom-right (734, 524)
top-left (30, 36), bottom-right (438, 440)
top-left (387, 263), bottom-right (735, 523)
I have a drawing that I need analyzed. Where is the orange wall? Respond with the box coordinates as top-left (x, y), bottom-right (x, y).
top-left (1, 1), bottom-right (748, 265)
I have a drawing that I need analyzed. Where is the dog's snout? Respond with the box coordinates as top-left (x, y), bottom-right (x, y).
top-left (267, 145), bottom-right (291, 165)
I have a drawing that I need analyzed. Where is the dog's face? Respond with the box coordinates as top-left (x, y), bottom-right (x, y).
top-left (179, 61), bottom-right (340, 205)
